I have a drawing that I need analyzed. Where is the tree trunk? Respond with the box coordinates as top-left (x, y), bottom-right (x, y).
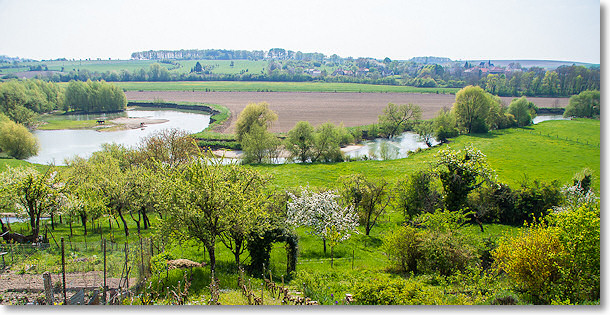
top-left (330, 246), bottom-right (334, 268)
top-left (322, 238), bottom-right (327, 254)
top-left (50, 212), bottom-right (55, 230)
top-left (117, 209), bottom-right (129, 237)
top-left (80, 214), bottom-right (87, 236)
top-left (0, 217), bottom-right (6, 233)
top-left (206, 243), bottom-right (216, 273)
top-left (142, 209), bottom-right (150, 230)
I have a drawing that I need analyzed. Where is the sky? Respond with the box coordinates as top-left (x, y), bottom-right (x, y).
top-left (0, 0), bottom-right (601, 63)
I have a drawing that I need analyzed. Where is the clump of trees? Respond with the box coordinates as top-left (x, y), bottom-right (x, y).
top-left (563, 90), bottom-right (600, 119)
top-left (0, 79), bottom-right (63, 125)
top-left (63, 79), bottom-right (127, 113)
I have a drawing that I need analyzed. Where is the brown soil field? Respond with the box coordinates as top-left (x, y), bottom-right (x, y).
top-left (125, 91), bottom-right (569, 134)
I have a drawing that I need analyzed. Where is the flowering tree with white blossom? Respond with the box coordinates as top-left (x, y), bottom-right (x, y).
top-left (287, 188), bottom-right (359, 266)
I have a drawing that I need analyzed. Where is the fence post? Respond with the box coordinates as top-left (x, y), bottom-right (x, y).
top-left (43, 272), bottom-right (54, 305)
top-left (125, 242), bottom-right (129, 289)
top-left (139, 236), bottom-right (144, 279)
top-left (103, 238), bottom-right (107, 305)
top-left (61, 237), bottom-right (67, 305)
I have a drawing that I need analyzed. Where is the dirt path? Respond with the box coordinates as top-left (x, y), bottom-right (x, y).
top-left (126, 91), bottom-right (568, 134)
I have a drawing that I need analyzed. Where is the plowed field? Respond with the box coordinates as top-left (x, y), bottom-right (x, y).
top-left (125, 91), bottom-right (568, 134)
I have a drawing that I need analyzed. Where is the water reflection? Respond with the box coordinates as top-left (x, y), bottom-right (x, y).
top-left (345, 132), bottom-right (440, 160)
top-left (28, 109), bottom-right (211, 165)
top-left (533, 115), bottom-right (569, 124)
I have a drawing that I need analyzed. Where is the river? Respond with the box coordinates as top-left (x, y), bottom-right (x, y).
top-left (27, 109), bottom-right (211, 166)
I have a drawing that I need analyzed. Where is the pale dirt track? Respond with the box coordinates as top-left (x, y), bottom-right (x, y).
top-left (125, 91), bottom-right (569, 134)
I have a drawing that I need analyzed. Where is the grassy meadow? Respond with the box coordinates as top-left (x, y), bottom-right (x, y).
top-left (249, 119), bottom-right (600, 192)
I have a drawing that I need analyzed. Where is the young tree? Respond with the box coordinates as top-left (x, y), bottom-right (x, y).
top-left (285, 121), bottom-right (316, 163)
top-left (287, 188), bottom-right (358, 255)
top-left (235, 102), bottom-right (278, 142)
top-left (312, 122), bottom-right (343, 162)
top-left (433, 107), bottom-right (459, 143)
top-left (0, 119), bottom-right (39, 160)
top-left (241, 123), bottom-right (281, 164)
top-left (340, 174), bottom-right (391, 236)
top-left (508, 96), bottom-right (536, 127)
top-left (0, 167), bottom-right (62, 240)
top-left (378, 103), bottom-right (422, 138)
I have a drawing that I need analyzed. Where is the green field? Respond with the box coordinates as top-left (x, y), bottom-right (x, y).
top-left (17, 59), bottom-right (172, 73)
top-left (115, 81), bottom-right (459, 93)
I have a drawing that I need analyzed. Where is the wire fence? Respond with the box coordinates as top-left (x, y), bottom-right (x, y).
top-left (0, 236), bottom-right (160, 305)
top-left (516, 128), bottom-right (600, 148)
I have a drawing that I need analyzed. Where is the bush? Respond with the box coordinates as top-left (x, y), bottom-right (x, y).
top-left (418, 231), bottom-right (475, 276)
top-left (468, 183), bottom-right (516, 224)
top-left (352, 274), bottom-right (442, 305)
top-left (512, 179), bottom-right (563, 225)
top-left (382, 225), bottom-right (420, 273)
top-left (493, 220), bottom-right (567, 304)
top-left (493, 201), bottom-right (600, 304)
top-left (395, 170), bottom-right (441, 220)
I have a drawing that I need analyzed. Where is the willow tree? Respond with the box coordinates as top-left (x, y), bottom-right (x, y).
top-left (378, 103), bottom-right (422, 138)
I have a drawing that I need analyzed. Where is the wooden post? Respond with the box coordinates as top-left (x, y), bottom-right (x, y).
top-left (103, 239), bottom-right (107, 305)
top-left (139, 237), bottom-right (144, 278)
top-left (261, 263), bottom-right (265, 304)
top-left (125, 242), bottom-right (129, 289)
top-left (61, 237), bottom-right (67, 305)
top-left (43, 272), bottom-right (54, 305)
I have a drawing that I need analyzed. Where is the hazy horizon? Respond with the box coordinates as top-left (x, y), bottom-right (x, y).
top-left (0, 0), bottom-right (601, 64)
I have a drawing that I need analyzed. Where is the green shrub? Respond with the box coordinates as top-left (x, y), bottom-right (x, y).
top-left (352, 274), bottom-right (442, 305)
top-left (493, 220), bottom-right (566, 304)
top-left (382, 225), bottom-right (420, 273)
top-left (418, 231), bottom-right (475, 276)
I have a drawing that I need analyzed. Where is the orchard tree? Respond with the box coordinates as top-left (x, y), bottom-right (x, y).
top-left (287, 188), bottom-right (359, 256)
top-left (135, 128), bottom-right (199, 168)
top-left (0, 118), bottom-right (39, 160)
top-left (378, 103), bottom-right (422, 138)
top-left (340, 174), bottom-right (390, 236)
top-left (0, 167), bottom-right (62, 240)
top-left (168, 157), bottom-right (270, 272)
top-left (235, 102), bottom-right (278, 142)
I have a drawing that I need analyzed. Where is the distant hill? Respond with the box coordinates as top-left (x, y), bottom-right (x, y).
top-left (464, 59), bottom-right (598, 70)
